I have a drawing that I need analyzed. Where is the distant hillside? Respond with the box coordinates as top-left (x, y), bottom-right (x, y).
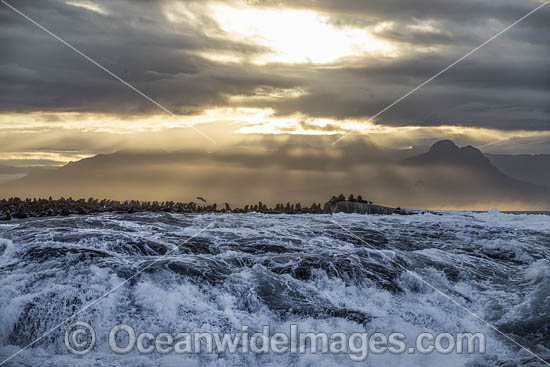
top-left (0, 165), bottom-right (30, 175)
top-left (0, 138), bottom-right (410, 205)
top-left (405, 140), bottom-right (502, 174)
top-left (486, 153), bottom-right (550, 188)
top-left (402, 140), bottom-right (550, 208)
top-left (0, 165), bottom-right (32, 184)
top-left (1, 139), bottom-right (549, 210)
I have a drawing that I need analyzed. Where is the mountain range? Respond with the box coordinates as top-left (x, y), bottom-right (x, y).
top-left (402, 140), bottom-right (549, 208)
top-left (1, 139), bottom-right (548, 210)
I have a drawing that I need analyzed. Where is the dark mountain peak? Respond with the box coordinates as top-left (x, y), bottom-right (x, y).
top-left (460, 145), bottom-right (480, 154)
top-left (405, 140), bottom-right (501, 175)
top-left (426, 140), bottom-right (487, 162)
top-left (458, 144), bottom-right (488, 162)
top-left (429, 139), bottom-right (459, 153)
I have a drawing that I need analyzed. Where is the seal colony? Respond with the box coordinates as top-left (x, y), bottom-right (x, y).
top-left (0, 194), bottom-right (409, 220)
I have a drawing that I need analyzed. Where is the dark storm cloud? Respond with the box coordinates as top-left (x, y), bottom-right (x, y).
top-left (0, 0), bottom-right (287, 114)
top-left (0, 0), bottom-right (548, 130)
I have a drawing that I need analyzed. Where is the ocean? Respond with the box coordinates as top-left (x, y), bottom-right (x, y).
top-left (0, 211), bottom-right (549, 366)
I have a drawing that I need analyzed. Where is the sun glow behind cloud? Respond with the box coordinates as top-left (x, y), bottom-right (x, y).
top-left (0, 109), bottom-right (367, 136)
top-left (164, 2), bottom-right (397, 64)
top-left (211, 4), bottom-right (397, 64)
top-left (3, 110), bottom-right (544, 141)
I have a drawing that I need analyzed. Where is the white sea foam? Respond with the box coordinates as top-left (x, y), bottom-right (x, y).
top-left (0, 211), bottom-right (548, 366)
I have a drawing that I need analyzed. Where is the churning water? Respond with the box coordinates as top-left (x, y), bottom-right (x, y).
top-left (0, 211), bottom-right (549, 366)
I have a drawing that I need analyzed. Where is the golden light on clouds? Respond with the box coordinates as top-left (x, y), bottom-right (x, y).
top-left (3, 110), bottom-right (545, 143)
top-left (65, 1), bottom-right (108, 15)
top-left (0, 151), bottom-right (93, 165)
top-left (2, 109), bottom-right (549, 166)
top-left (164, 2), bottom-right (397, 64)
top-left (235, 116), bottom-right (375, 135)
top-left (210, 4), bottom-right (397, 64)
top-left (228, 87), bottom-right (308, 103)
top-left (0, 109), bottom-right (368, 137)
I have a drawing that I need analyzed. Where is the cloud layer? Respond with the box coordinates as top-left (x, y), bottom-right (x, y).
top-left (0, 0), bottom-right (548, 163)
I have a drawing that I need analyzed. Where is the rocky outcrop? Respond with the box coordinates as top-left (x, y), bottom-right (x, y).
top-left (0, 195), bottom-right (407, 219)
top-left (321, 193), bottom-right (412, 214)
top-left (1, 210), bottom-right (11, 221)
top-left (323, 201), bottom-right (397, 215)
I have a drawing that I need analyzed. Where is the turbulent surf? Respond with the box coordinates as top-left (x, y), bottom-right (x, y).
top-left (0, 211), bottom-right (549, 366)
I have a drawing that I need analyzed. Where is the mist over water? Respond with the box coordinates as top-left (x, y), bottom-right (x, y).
top-left (3, 138), bottom-right (549, 210)
top-left (0, 211), bottom-right (549, 366)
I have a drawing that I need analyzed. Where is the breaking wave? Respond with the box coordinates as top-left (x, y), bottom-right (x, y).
top-left (0, 211), bottom-right (549, 366)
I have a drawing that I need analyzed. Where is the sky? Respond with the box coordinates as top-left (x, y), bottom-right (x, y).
top-left (1, 0), bottom-right (549, 168)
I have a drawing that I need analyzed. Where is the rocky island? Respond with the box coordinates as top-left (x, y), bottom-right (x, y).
top-left (0, 194), bottom-right (406, 220)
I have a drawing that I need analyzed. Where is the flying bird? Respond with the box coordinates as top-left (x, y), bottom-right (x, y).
top-left (196, 197), bottom-right (207, 203)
